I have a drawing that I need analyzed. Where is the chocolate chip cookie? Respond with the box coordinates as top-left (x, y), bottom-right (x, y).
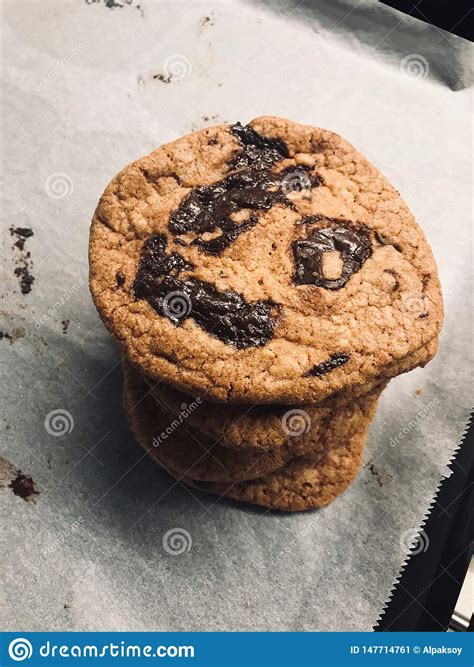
top-left (89, 116), bottom-right (443, 404)
top-left (176, 424), bottom-right (372, 511)
top-left (123, 360), bottom-right (381, 483)
top-left (141, 340), bottom-right (432, 451)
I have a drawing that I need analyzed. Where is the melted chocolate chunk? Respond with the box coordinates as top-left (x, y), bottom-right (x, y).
top-left (132, 233), bottom-right (192, 322)
top-left (133, 123), bottom-right (300, 347)
top-left (306, 352), bottom-right (349, 377)
top-left (116, 271), bottom-right (126, 287)
top-left (293, 222), bottom-right (372, 289)
top-left (192, 218), bottom-right (258, 255)
top-left (168, 167), bottom-right (288, 254)
top-left (230, 122), bottom-right (289, 169)
top-left (133, 234), bottom-right (276, 348)
top-left (134, 233), bottom-right (194, 283)
top-left (166, 124), bottom-right (324, 256)
top-left (167, 125), bottom-right (322, 256)
top-left (152, 275), bottom-right (275, 348)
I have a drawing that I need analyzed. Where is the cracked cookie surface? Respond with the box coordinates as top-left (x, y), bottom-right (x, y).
top-left (90, 116), bottom-right (443, 403)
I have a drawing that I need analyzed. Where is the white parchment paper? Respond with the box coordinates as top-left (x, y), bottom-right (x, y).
top-left (1, 0), bottom-right (472, 631)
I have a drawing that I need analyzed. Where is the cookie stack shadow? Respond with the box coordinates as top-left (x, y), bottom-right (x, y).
top-left (122, 360), bottom-right (387, 511)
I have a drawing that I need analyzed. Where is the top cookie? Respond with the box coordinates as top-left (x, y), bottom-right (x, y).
top-left (89, 116), bottom-right (443, 403)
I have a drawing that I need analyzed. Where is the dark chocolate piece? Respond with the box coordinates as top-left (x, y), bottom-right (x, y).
top-left (168, 167), bottom-right (288, 254)
top-left (133, 234), bottom-right (276, 348)
top-left (192, 218), bottom-right (258, 255)
top-left (133, 123), bottom-right (301, 347)
top-left (167, 124), bottom-right (324, 255)
top-left (306, 352), bottom-right (349, 377)
top-left (116, 271), bottom-right (126, 287)
top-left (229, 121), bottom-right (289, 169)
top-left (145, 275), bottom-right (276, 349)
top-left (293, 222), bottom-right (372, 290)
top-left (134, 233), bottom-right (194, 283)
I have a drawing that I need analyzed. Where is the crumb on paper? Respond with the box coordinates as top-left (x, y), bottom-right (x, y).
top-left (202, 114), bottom-right (219, 123)
top-left (10, 226), bottom-right (35, 295)
top-left (10, 473), bottom-right (39, 501)
top-left (0, 327), bottom-right (26, 344)
top-left (85, 0), bottom-right (144, 15)
top-left (0, 455), bottom-right (39, 502)
top-left (364, 459), bottom-right (393, 489)
top-left (189, 115), bottom-right (226, 132)
top-left (10, 227), bottom-right (33, 251)
top-left (153, 72), bottom-right (172, 84)
top-left (200, 14), bottom-right (215, 31)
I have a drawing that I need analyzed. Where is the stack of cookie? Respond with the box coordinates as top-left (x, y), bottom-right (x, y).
top-left (89, 116), bottom-right (443, 511)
